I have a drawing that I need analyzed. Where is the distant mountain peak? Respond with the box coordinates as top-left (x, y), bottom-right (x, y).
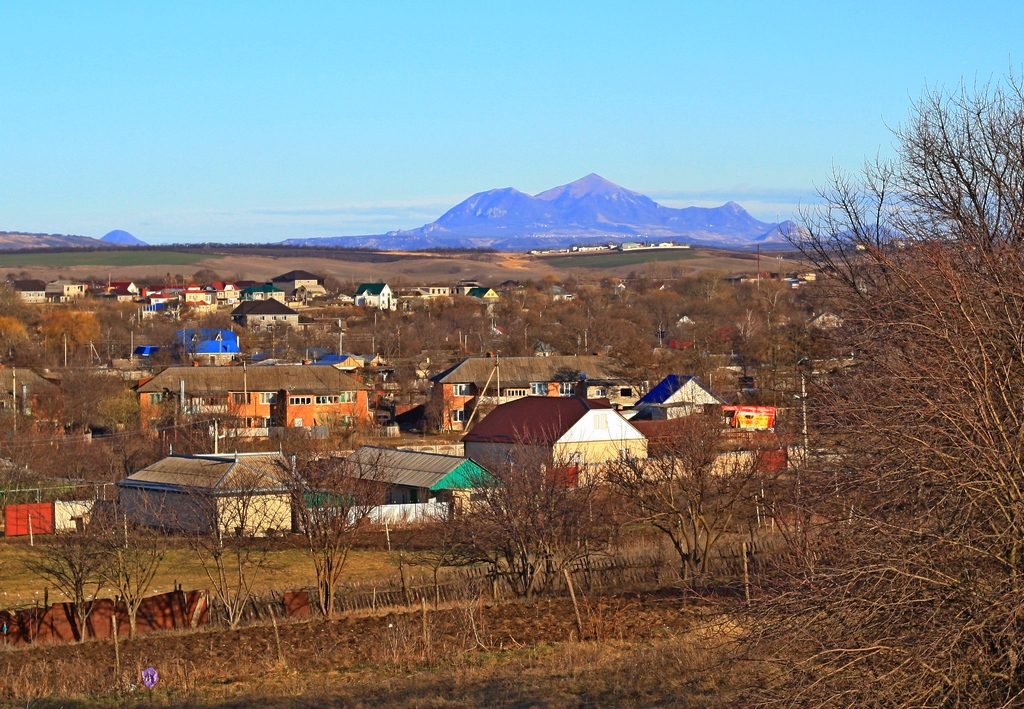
top-left (279, 175), bottom-right (796, 251)
top-left (101, 229), bottom-right (147, 246)
top-left (536, 173), bottom-right (637, 201)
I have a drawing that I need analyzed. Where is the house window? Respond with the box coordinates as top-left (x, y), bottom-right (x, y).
top-left (594, 413), bottom-right (608, 430)
top-left (452, 408), bottom-right (466, 423)
top-left (339, 391), bottom-right (356, 403)
top-left (260, 392), bottom-right (277, 404)
top-left (149, 393), bottom-right (164, 404)
top-left (559, 382), bottom-right (575, 397)
top-left (504, 388), bottom-right (528, 398)
top-left (315, 395), bottom-right (340, 405)
top-left (592, 387), bottom-right (607, 398)
top-left (232, 393), bottom-right (249, 404)
top-left (451, 383), bottom-right (471, 397)
top-left (620, 388), bottom-right (633, 397)
top-left (289, 396), bottom-right (313, 405)
top-left (530, 382), bottom-right (547, 395)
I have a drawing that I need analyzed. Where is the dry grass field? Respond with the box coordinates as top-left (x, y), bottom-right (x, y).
top-left (0, 538), bottom-right (397, 609)
top-left (0, 589), bottom-right (748, 707)
top-left (0, 246), bottom-right (801, 284)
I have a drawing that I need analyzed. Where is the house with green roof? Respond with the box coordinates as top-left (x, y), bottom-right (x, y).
top-left (466, 286), bottom-right (499, 302)
top-left (345, 445), bottom-right (489, 505)
top-left (240, 283), bottom-right (286, 303)
top-left (354, 282), bottom-right (395, 310)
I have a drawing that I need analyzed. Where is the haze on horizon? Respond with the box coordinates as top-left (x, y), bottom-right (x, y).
top-left (0, 2), bottom-right (1020, 244)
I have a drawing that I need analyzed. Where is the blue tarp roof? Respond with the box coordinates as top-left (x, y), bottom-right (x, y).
top-left (133, 345), bottom-right (161, 356)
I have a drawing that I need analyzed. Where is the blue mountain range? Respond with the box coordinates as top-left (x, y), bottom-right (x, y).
top-left (282, 174), bottom-right (799, 251)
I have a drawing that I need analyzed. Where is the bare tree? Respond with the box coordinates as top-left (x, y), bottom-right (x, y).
top-left (27, 530), bottom-right (107, 641)
top-left (606, 413), bottom-right (769, 584)
top-left (95, 509), bottom-right (165, 638)
top-left (289, 449), bottom-right (386, 617)
top-left (449, 445), bottom-right (612, 599)
top-left (748, 76), bottom-right (1024, 706)
top-left (187, 462), bottom-right (288, 630)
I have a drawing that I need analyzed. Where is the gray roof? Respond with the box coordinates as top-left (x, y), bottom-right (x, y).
top-left (0, 368), bottom-right (59, 396)
top-left (430, 355), bottom-right (619, 388)
top-left (118, 452), bottom-right (291, 494)
top-left (346, 446), bottom-right (468, 489)
top-left (137, 365), bottom-right (368, 395)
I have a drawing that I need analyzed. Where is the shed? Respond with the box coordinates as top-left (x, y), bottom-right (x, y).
top-left (118, 452), bottom-right (292, 536)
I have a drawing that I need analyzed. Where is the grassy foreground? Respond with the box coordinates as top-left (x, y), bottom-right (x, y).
top-left (0, 590), bottom-right (748, 707)
top-left (0, 539), bottom-right (396, 608)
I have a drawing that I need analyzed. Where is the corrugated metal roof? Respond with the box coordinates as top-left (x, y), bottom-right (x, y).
top-left (636, 374), bottom-right (724, 406)
top-left (346, 446), bottom-right (483, 490)
top-left (118, 452), bottom-right (291, 493)
top-left (137, 365), bottom-right (368, 395)
top-left (462, 396), bottom-right (612, 444)
top-left (431, 355), bottom-right (618, 387)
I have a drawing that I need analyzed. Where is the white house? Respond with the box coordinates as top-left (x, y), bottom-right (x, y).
top-left (354, 283), bottom-right (395, 310)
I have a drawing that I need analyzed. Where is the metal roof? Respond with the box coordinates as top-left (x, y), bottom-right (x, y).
top-left (346, 446), bottom-right (484, 490)
top-left (118, 452), bottom-right (291, 494)
top-left (137, 364), bottom-right (368, 395)
top-left (636, 374), bottom-right (725, 407)
top-left (462, 396), bottom-right (613, 444)
top-left (355, 283), bottom-right (388, 296)
top-left (430, 355), bottom-right (619, 388)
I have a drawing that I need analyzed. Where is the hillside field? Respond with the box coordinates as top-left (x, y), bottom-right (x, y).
top-left (0, 245), bottom-right (801, 284)
top-left (0, 250), bottom-right (217, 268)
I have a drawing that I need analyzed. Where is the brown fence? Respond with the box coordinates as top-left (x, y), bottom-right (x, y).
top-left (0, 535), bottom-right (792, 649)
top-left (0, 590), bottom-right (208, 647)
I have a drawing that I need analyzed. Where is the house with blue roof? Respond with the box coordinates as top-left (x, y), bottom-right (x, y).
top-left (175, 328), bottom-right (240, 365)
top-left (632, 374), bottom-right (726, 420)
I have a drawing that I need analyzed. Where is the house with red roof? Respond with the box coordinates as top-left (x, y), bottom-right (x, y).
top-left (462, 396), bottom-right (647, 470)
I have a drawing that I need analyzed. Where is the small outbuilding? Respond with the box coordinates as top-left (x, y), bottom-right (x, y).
top-left (117, 452), bottom-right (292, 536)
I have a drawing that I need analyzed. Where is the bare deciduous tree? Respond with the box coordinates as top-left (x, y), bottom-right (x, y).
top-left (290, 448), bottom-right (386, 617)
top-left (27, 530), bottom-right (107, 641)
top-left (607, 413), bottom-right (769, 584)
top-left (749, 76), bottom-right (1024, 707)
top-left (449, 445), bottom-right (612, 599)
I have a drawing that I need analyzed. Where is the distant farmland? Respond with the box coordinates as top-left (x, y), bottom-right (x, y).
top-left (0, 250), bottom-right (220, 268)
top-left (541, 248), bottom-right (703, 269)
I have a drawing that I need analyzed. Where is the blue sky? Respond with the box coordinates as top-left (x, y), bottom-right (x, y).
top-left (0, 2), bottom-right (1020, 243)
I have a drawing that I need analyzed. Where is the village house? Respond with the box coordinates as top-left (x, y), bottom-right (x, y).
top-left (345, 445), bottom-right (487, 506)
top-left (230, 299), bottom-right (300, 329)
top-left (205, 282), bottom-right (240, 305)
top-left (462, 396), bottom-right (648, 471)
top-left (271, 270), bottom-right (322, 297)
top-left (465, 286), bottom-right (499, 302)
top-left (240, 283), bottom-right (286, 302)
top-left (428, 355), bottom-right (625, 430)
top-left (354, 283), bottom-right (395, 310)
top-left (175, 328), bottom-right (240, 365)
top-left (11, 279), bottom-right (47, 304)
top-left (0, 367), bottom-right (59, 416)
top-left (107, 281), bottom-right (140, 296)
top-left (631, 374), bottom-right (726, 420)
top-left (136, 364), bottom-right (371, 434)
top-left (45, 280), bottom-right (86, 302)
top-left (117, 452), bottom-right (293, 536)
